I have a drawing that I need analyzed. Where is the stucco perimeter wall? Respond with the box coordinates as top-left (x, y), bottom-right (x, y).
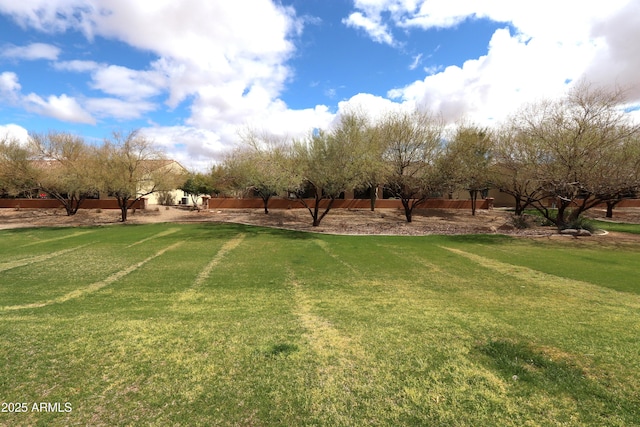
top-left (208, 198), bottom-right (492, 210)
top-left (0, 199), bottom-right (147, 209)
top-left (609, 199), bottom-right (640, 208)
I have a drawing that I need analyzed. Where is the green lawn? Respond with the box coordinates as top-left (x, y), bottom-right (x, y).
top-left (1, 223), bottom-right (639, 426)
top-left (591, 219), bottom-right (640, 235)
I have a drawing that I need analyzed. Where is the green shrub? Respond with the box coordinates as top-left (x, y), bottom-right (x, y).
top-left (563, 216), bottom-right (595, 232)
top-left (509, 214), bottom-right (530, 229)
top-left (156, 191), bottom-right (175, 206)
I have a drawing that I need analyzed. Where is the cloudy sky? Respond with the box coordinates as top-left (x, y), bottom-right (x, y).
top-left (1, 0), bottom-right (639, 170)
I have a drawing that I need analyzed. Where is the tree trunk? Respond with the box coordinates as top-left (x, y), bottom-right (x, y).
top-left (316, 197), bottom-right (335, 226)
top-left (261, 195), bottom-right (270, 214)
top-left (370, 187), bottom-right (377, 212)
top-left (606, 201), bottom-right (617, 218)
top-left (556, 203), bottom-right (568, 229)
top-left (309, 195), bottom-right (336, 226)
top-left (469, 190), bottom-right (478, 216)
top-left (48, 192), bottom-right (82, 216)
top-left (117, 196), bottom-right (131, 222)
top-left (190, 195), bottom-right (200, 211)
top-left (312, 194), bottom-right (321, 226)
top-left (514, 198), bottom-right (523, 216)
top-left (69, 195), bottom-right (83, 216)
top-left (64, 201), bottom-right (74, 216)
top-left (401, 199), bottom-right (413, 223)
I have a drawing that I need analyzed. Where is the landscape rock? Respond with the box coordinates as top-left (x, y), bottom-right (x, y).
top-left (559, 228), bottom-right (593, 236)
top-left (498, 223), bottom-right (515, 231)
top-left (560, 228), bottom-right (579, 235)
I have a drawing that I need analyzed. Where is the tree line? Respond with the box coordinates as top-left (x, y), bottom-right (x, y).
top-left (0, 130), bottom-right (184, 222)
top-left (2, 83), bottom-right (639, 227)
top-left (218, 83), bottom-right (640, 228)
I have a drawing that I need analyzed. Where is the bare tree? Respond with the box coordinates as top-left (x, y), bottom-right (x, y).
top-left (491, 125), bottom-right (547, 215)
top-left (443, 123), bottom-right (493, 216)
top-left (0, 137), bottom-right (37, 197)
top-left (339, 112), bottom-right (387, 211)
top-left (378, 109), bottom-right (445, 222)
top-left (291, 114), bottom-right (368, 226)
top-left (592, 133), bottom-right (640, 218)
top-left (179, 171), bottom-right (218, 211)
top-left (223, 131), bottom-right (298, 214)
top-left (29, 132), bottom-right (99, 215)
top-left (99, 130), bottom-right (185, 222)
top-left (509, 82), bottom-right (640, 228)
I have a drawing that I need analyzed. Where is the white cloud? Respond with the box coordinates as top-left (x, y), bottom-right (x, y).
top-left (24, 93), bottom-right (95, 124)
top-left (1, 71), bottom-right (96, 124)
top-left (90, 64), bottom-right (166, 101)
top-left (2, 0), bottom-right (637, 170)
top-left (85, 97), bottom-right (156, 120)
top-left (348, 0), bottom-right (639, 124)
top-left (0, 123), bottom-right (29, 143)
top-left (1, 68), bottom-right (155, 123)
top-left (409, 53), bottom-right (422, 70)
top-left (140, 126), bottom-right (227, 171)
top-left (0, 71), bottom-right (21, 101)
top-left (423, 65), bottom-right (443, 75)
top-left (389, 27), bottom-right (600, 123)
top-left (53, 60), bottom-right (165, 117)
top-left (343, 11), bottom-right (395, 46)
top-left (53, 60), bottom-right (100, 73)
top-left (0, 1), bottom-right (88, 34)
top-left (324, 88), bottom-right (337, 99)
top-left (2, 42), bottom-right (60, 60)
top-left (0, 0), bottom-right (329, 152)
top-left (0, 1), bottom-right (303, 113)
top-left (348, 0), bottom-right (627, 42)
top-left (586, 0), bottom-right (640, 100)
top-left (140, 102), bottom-right (334, 172)
top-left (336, 93), bottom-right (410, 122)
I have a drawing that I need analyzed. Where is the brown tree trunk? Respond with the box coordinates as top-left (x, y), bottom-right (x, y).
top-left (556, 203), bottom-right (568, 229)
top-left (401, 199), bottom-right (413, 223)
top-left (117, 196), bottom-right (131, 222)
top-left (514, 198), bottom-right (523, 216)
top-left (312, 194), bottom-right (321, 226)
top-left (261, 195), bottom-right (270, 214)
top-left (469, 190), bottom-right (478, 216)
top-left (370, 187), bottom-right (377, 212)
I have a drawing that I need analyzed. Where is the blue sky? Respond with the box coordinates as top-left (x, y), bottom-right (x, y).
top-left (1, 0), bottom-right (639, 170)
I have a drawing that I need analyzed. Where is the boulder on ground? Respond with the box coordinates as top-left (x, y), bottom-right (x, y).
top-left (559, 228), bottom-right (592, 236)
top-left (560, 228), bottom-right (578, 235)
top-left (498, 223), bottom-right (515, 231)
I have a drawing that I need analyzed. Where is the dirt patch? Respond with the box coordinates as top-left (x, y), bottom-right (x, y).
top-left (1, 205), bottom-right (639, 243)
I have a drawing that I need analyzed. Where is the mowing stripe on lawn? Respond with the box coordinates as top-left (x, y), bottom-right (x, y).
top-left (0, 243), bottom-right (91, 273)
top-left (126, 227), bottom-right (181, 248)
top-left (193, 233), bottom-right (246, 287)
top-left (20, 230), bottom-right (95, 247)
top-left (1, 242), bottom-right (183, 311)
top-left (287, 267), bottom-right (366, 421)
top-left (374, 242), bottom-right (472, 285)
top-left (177, 233), bottom-right (246, 301)
top-left (378, 245), bottom-right (446, 274)
top-left (440, 246), bottom-right (629, 297)
top-left (313, 239), bottom-right (359, 274)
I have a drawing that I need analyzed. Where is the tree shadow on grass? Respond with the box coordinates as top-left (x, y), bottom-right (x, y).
top-left (190, 222), bottom-right (314, 241)
top-left (443, 234), bottom-right (513, 244)
top-left (474, 339), bottom-right (638, 424)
